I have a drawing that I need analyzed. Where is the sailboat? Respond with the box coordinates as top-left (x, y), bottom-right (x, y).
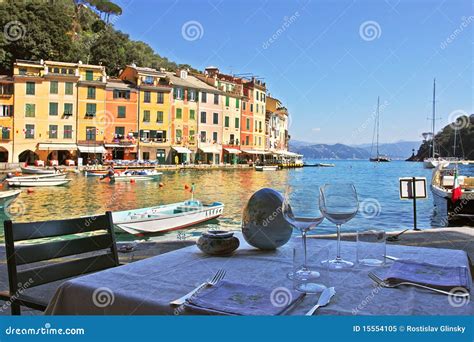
top-left (423, 78), bottom-right (450, 169)
top-left (369, 96), bottom-right (391, 162)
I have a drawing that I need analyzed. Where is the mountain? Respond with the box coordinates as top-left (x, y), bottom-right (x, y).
top-left (355, 141), bottom-right (422, 159)
top-left (289, 142), bottom-right (370, 160)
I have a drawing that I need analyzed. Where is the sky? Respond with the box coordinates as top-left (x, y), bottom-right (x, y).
top-left (114, 0), bottom-right (473, 145)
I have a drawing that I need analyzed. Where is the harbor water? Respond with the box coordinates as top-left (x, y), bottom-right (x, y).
top-left (1, 160), bottom-right (472, 242)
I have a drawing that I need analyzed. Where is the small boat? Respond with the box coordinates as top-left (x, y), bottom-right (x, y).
top-left (424, 157), bottom-right (450, 169)
top-left (6, 178), bottom-right (71, 187)
top-left (255, 165), bottom-right (279, 171)
top-left (317, 163), bottom-right (335, 167)
top-left (20, 166), bottom-right (58, 175)
top-left (112, 200), bottom-right (224, 234)
top-left (369, 156), bottom-right (391, 162)
top-left (0, 190), bottom-right (21, 206)
top-left (7, 173), bottom-right (67, 181)
top-left (113, 175), bottom-right (154, 182)
top-left (431, 166), bottom-right (474, 224)
top-left (84, 170), bottom-right (107, 177)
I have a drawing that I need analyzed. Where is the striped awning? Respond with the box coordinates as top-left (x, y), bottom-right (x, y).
top-left (241, 149), bottom-right (270, 155)
top-left (38, 143), bottom-right (77, 151)
top-left (199, 146), bottom-right (221, 154)
top-left (77, 145), bottom-right (107, 154)
top-left (172, 146), bottom-right (192, 154)
top-left (224, 148), bottom-right (241, 154)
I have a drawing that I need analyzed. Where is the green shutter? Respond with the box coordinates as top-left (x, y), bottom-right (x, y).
top-left (64, 103), bottom-right (73, 115)
top-left (225, 96), bottom-right (229, 107)
top-left (65, 82), bottom-right (73, 95)
top-left (25, 104), bottom-right (35, 117)
top-left (157, 111), bottom-right (164, 123)
top-left (50, 81), bottom-right (58, 94)
top-left (176, 108), bottom-right (182, 119)
top-left (118, 106), bottom-right (126, 118)
top-left (190, 110), bottom-right (195, 120)
top-left (235, 118), bottom-right (239, 128)
top-left (26, 82), bottom-right (35, 95)
top-left (49, 102), bottom-right (58, 116)
top-left (236, 98), bottom-right (239, 108)
top-left (225, 116), bottom-right (229, 127)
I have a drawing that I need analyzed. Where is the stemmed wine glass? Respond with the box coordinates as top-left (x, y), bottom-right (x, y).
top-left (319, 183), bottom-right (359, 269)
top-left (282, 190), bottom-right (326, 293)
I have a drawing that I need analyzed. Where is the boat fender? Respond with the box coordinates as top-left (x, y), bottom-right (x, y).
top-left (130, 179), bottom-right (135, 184)
top-left (184, 184), bottom-right (189, 190)
top-left (27, 188), bottom-right (34, 194)
top-left (159, 182), bottom-right (164, 188)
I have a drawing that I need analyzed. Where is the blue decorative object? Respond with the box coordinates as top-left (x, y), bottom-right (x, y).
top-left (241, 188), bottom-right (293, 250)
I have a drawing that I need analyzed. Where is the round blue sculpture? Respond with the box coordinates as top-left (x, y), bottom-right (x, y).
top-left (241, 188), bottom-right (293, 250)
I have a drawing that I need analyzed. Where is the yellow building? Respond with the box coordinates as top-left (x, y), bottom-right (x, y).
top-left (251, 79), bottom-right (266, 151)
top-left (0, 76), bottom-right (14, 162)
top-left (120, 65), bottom-right (172, 163)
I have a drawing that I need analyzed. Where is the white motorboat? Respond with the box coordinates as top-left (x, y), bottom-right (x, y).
top-left (7, 173), bottom-right (67, 181)
top-left (0, 190), bottom-right (21, 206)
top-left (423, 158), bottom-right (450, 169)
top-left (113, 200), bottom-right (224, 234)
top-left (255, 165), bottom-right (279, 171)
top-left (20, 166), bottom-right (58, 175)
top-left (6, 178), bottom-right (71, 187)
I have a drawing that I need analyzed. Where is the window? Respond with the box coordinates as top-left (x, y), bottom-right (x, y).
top-left (176, 129), bottom-right (182, 141)
top-left (200, 131), bottom-right (206, 143)
top-left (19, 68), bottom-right (27, 75)
top-left (64, 103), bottom-right (73, 116)
top-left (157, 111), bottom-right (164, 123)
top-left (64, 125), bottom-right (72, 139)
top-left (250, 104), bottom-right (253, 112)
top-left (65, 82), bottom-right (73, 95)
top-left (255, 91), bottom-right (259, 101)
top-left (200, 111), bottom-right (206, 124)
top-left (157, 92), bottom-right (164, 104)
top-left (174, 88), bottom-right (183, 100)
top-left (259, 121), bottom-right (262, 131)
top-left (143, 110), bottom-right (150, 122)
top-left (189, 130), bottom-right (195, 142)
top-left (235, 117), bottom-right (240, 128)
top-left (25, 124), bottom-right (34, 139)
top-left (246, 118), bottom-right (250, 130)
top-left (201, 92), bottom-right (207, 103)
top-left (236, 98), bottom-right (239, 108)
top-left (213, 132), bottom-right (218, 143)
top-left (245, 136), bottom-right (249, 145)
top-left (188, 90), bottom-right (196, 101)
top-left (214, 94), bottom-right (219, 105)
top-left (224, 116), bottom-right (229, 128)
top-left (144, 76), bottom-right (154, 85)
top-left (85, 70), bottom-right (93, 81)
top-left (144, 91), bottom-right (151, 103)
top-left (26, 82), bottom-right (35, 95)
top-left (50, 81), bottom-right (58, 94)
top-left (190, 109), bottom-right (195, 120)
top-left (255, 120), bottom-right (258, 132)
top-left (49, 125), bottom-right (58, 139)
top-left (2, 128), bottom-right (9, 140)
top-left (256, 104), bottom-right (259, 113)
top-left (25, 104), bottom-right (35, 117)
top-left (86, 127), bottom-right (96, 141)
top-left (49, 102), bottom-right (58, 116)
top-left (230, 134), bottom-right (235, 144)
top-left (0, 105), bottom-right (12, 117)
top-left (259, 137), bottom-right (262, 146)
top-left (118, 106), bottom-right (126, 118)
top-left (87, 86), bottom-right (96, 99)
top-left (243, 101), bottom-right (246, 111)
top-left (114, 90), bottom-right (130, 99)
top-left (176, 108), bottom-right (182, 119)
top-left (115, 127), bottom-right (125, 137)
top-left (225, 96), bottom-right (229, 107)
top-left (213, 113), bottom-right (219, 124)
top-left (86, 103), bottom-right (96, 116)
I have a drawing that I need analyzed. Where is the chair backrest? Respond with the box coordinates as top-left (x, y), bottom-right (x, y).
top-left (4, 212), bottom-right (119, 295)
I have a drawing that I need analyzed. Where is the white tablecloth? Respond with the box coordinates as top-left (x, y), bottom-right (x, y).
top-left (45, 236), bottom-right (473, 315)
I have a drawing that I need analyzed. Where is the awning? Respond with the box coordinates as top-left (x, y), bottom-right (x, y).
top-left (172, 146), bottom-right (192, 154)
top-left (38, 143), bottom-right (77, 151)
top-left (104, 144), bottom-right (137, 148)
top-left (77, 145), bottom-right (107, 154)
top-left (241, 149), bottom-right (270, 155)
top-left (199, 146), bottom-right (221, 154)
top-left (224, 148), bottom-right (241, 154)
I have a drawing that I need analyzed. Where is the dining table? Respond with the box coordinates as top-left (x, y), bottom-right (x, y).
top-left (44, 234), bottom-right (474, 315)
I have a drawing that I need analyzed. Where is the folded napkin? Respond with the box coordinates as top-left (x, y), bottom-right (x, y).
top-left (185, 281), bottom-right (304, 316)
top-left (385, 259), bottom-right (471, 291)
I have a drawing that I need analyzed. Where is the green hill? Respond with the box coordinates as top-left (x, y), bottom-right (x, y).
top-left (411, 115), bottom-right (474, 161)
top-left (0, 0), bottom-right (192, 75)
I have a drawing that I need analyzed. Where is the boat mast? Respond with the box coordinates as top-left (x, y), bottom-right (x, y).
top-left (431, 78), bottom-right (436, 158)
top-left (376, 96), bottom-right (380, 159)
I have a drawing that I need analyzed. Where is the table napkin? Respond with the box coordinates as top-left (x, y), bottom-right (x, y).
top-left (385, 259), bottom-right (471, 291)
top-left (184, 280), bottom-right (304, 315)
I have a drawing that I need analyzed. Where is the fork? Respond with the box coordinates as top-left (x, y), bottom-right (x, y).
top-left (368, 272), bottom-right (470, 298)
top-left (170, 269), bottom-right (226, 305)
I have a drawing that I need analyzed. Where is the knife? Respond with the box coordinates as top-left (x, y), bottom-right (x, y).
top-left (384, 255), bottom-right (399, 261)
top-left (305, 287), bottom-right (336, 316)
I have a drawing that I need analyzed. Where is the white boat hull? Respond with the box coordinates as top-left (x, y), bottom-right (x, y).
top-left (6, 179), bottom-right (71, 187)
top-left (424, 159), bottom-right (450, 169)
top-left (0, 190), bottom-right (21, 205)
top-left (8, 173), bottom-right (67, 181)
top-left (20, 166), bottom-right (57, 175)
top-left (255, 165), bottom-right (279, 171)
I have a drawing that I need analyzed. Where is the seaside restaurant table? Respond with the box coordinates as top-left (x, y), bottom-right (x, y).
top-left (45, 235), bottom-right (474, 315)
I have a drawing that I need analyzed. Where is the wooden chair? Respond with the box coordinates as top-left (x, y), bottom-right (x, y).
top-left (0, 211), bottom-right (119, 315)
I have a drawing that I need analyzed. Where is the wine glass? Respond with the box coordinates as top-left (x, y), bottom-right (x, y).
top-left (282, 190), bottom-right (326, 293)
top-left (319, 183), bottom-right (359, 269)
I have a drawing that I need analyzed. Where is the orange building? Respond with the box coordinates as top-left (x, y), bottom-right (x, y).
top-left (104, 79), bottom-right (138, 160)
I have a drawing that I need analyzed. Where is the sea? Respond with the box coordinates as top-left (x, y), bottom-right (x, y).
top-left (1, 160), bottom-right (472, 242)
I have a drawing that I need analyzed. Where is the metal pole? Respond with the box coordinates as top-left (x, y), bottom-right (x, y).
top-left (412, 176), bottom-right (420, 231)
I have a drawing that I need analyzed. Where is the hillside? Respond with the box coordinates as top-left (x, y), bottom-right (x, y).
top-left (290, 143), bottom-right (370, 160)
top-left (411, 114), bottom-right (474, 161)
top-left (0, 0), bottom-right (191, 75)
top-left (358, 141), bottom-right (421, 159)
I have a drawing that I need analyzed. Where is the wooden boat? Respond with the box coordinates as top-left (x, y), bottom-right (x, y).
top-left (7, 173), bottom-right (67, 181)
top-left (20, 166), bottom-right (57, 175)
top-left (317, 163), bottom-right (336, 167)
top-left (0, 190), bottom-right (21, 206)
top-left (369, 97), bottom-right (391, 163)
top-left (84, 170), bottom-right (107, 177)
top-left (255, 165), bottom-right (279, 171)
top-left (431, 166), bottom-right (474, 223)
top-left (112, 200), bottom-right (225, 234)
top-left (6, 178), bottom-right (71, 187)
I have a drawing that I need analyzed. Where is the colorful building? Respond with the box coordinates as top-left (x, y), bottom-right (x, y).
top-left (120, 65), bottom-right (172, 163)
top-left (0, 76), bottom-right (14, 162)
top-left (104, 78), bottom-right (138, 160)
top-left (240, 81), bottom-right (254, 160)
top-left (249, 78), bottom-right (266, 152)
top-left (266, 95), bottom-right (289, 152)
